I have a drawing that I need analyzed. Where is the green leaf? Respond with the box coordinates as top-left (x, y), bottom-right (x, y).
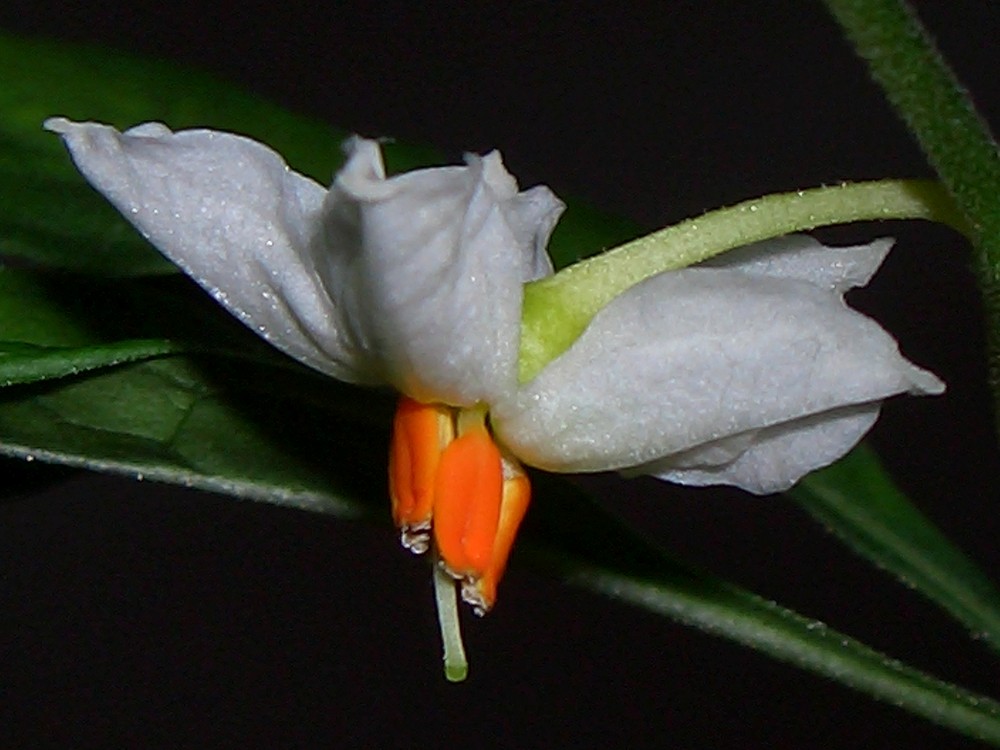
top-left (527, 476), bottom-right (1000, 746)
top-left (789, 444), bottom-right (1000, 655)
top-left (0, 265), bottom-right (294, 386)
top-left (0, 339), bottom-right (181, 387)
top-left (0, 265), bottom-right (175, 385)
top-left (0, 356), bottom-right (390, 519)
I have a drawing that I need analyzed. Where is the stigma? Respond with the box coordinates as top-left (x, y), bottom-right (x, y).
top-left (389, 396), bottom-right (530, 614)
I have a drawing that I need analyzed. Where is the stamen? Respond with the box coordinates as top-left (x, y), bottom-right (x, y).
top-left (389, 397), bottom-right (454, 552)
top-left (433, 411), bottom-right (503, 577)
top-left (400, 519), bottom-right (432, 554)
top-left (432, 559), bottom-right (468, 682)
top-left (465, 459), bottom-right (531, 613)
top-left (388, 397), bottom-right (531, 620)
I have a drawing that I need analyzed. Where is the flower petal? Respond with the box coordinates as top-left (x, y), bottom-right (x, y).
top-left (701, 234), bottom-right (893, 292)
top-left (320, 139), bottom-right (564, 406)
top-left (47, 121), bottom-right (565, 403)
top-left (633, 404), bottom-right (880, 494)
top-left (45, 117), bottom-right (378, 384)
top-left (493, 240), bottom-right (943, 493)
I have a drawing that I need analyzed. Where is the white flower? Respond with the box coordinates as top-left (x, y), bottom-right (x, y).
top-left (46, 117), bottom-right (944, 609)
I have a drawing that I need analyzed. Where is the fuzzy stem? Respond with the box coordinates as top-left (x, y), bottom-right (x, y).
top-left (520, 179), bottom-right (965, 382)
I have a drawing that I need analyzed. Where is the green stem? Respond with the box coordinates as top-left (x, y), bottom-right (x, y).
top-left (822, 0), bottom-right (1000, 432)
top-left (520, 179), bottom-right (964, 382)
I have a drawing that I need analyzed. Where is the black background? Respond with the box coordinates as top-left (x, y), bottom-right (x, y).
top-left (2, 1), bottom-right (999, 747)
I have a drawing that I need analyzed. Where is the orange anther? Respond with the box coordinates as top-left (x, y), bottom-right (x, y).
top-left (389, 396), bottom-right (453, 534)
top-left (388, 397), bottom-right (531, 613)
top-left (433, 425), bottom-right (504, 577)
top-left (468, 468), bottom-right (531, 612)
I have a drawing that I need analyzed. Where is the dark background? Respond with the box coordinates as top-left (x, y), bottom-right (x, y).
top-left (2, 1), bottom-right (999, 747)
